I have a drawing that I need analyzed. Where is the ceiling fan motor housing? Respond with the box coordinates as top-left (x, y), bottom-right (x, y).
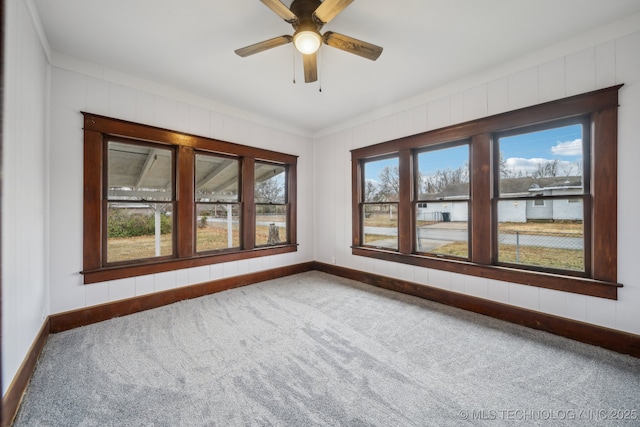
top-left (290, 0), bottom-right (323, 30)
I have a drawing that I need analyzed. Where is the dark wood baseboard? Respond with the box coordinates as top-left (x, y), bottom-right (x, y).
top-left (314, 261), bottom-right (640, 358)
top-left (1, 318), bottom-right (50, 427)
top-left (4, 260), bottom-right (639, 426)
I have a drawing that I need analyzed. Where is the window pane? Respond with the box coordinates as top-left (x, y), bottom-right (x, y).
top-left (195, 154), bottom-right (239, 202)
top-left (255, 163), bottom-right (286, 203)
top-left (196, 203), bottom-right (240, 252)
top-left (498, 123), bottom-right (584, 197)
top-left (497, 198), bottom-right (584, 271)
top-left (256, 204), bottom-right (287, 246)
top-left (417, 144), bottom-right (469, 201)
top-left (363, 204), bottom-right (398, 250)
top-left (363, 157), bottom-right (399, 202)
top-left (107, 141), bottom-right (173, 201)
top-left (415, 144), bottom-right (469, 257)
top-left (107, 203), bottom-right (173, 263)
top-left (416, 202), bottom-right (468, 258)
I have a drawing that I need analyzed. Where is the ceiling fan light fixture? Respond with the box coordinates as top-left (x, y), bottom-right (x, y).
top-left (236, 0), bottom-right (383, 83)
top-left (293, 30), bottom-right (322, 55)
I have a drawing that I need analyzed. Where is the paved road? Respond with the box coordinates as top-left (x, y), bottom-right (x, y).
top-left (207, 218), bottom-right (285, 227)
top-left (365, 224), bottom-right (583, 250)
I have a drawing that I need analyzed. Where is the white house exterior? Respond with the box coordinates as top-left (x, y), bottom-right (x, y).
top-left (417, 178), bottom-right (583, 223)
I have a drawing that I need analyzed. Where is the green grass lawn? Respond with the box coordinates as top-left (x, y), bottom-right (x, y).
top-left (433, 241), bottom-right (584, 271)
top-left (108, 223), bottom-right (286, 263)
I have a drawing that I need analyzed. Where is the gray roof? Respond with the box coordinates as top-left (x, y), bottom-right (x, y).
top-left (418, 176), bottom-right (582, 200)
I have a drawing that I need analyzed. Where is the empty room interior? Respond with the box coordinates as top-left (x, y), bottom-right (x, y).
top-left (3, 0), bottom-right (640, 425)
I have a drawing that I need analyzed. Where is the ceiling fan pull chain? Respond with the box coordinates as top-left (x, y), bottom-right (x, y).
top-left (318, 49), bottom-right (322, 92)
top-left (292, 46), bottom-right (296, 84)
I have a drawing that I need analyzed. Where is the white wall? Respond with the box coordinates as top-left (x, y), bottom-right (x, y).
top-left (2, 0), bottom-right (49, 394)
top-left (498, 202), bottom-right (526, 223)
top-left (3, 0), bottom-right (315, 396)
top-left (47, 65), bottom-right (315, 315)
top-left (314, 27), bottom-right (640, 335)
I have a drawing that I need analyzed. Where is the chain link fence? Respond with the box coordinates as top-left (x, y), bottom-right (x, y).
top-left (498, 230), bottom-right (584, 271)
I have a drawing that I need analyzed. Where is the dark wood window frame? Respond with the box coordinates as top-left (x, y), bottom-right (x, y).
top-left (194, 151), bottom-right (242, 254)
top-left (104, 138), bottom-right (178, 264)
top-left (254, 160), bottom-right (291, 247)
top-left (413, 140), bottom-right (471, 258)
top-left (492, 116), bottom-right (591, 274)
top-left (82, 113), bottom-right (298, 284)
top-left (351, 85), bottom-right (622, 300)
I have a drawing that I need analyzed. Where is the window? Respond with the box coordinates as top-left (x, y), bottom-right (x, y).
top-left (106, 140), bottom-right (175, 264)
top-left (495, 118), bottom-right (588, 273)
top-left (82, 113), bottom-right (298, 284)
top-left (361, 156), bottom-right (399, 250)
top-left (415, 142), bottom-right (469, 258)
top-left (254, 162), bottom-right (288, 246)
top-left (195, 153), bottom-right (240, 253)
top-left (351, 85), bottom-right (622, 299)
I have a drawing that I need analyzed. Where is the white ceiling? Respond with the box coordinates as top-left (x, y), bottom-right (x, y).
top-left (33, 0), bottom-right (640, 136)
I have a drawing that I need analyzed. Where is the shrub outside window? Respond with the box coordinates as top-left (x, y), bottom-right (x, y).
top-left (106, 140), bottom-right (175, 264)
top-left (82, 113), bottom-right (298, 284)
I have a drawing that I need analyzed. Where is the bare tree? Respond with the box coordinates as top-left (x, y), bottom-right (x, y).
top-left (374, 163), bottom-right (471, 200)
top-left (532, 159), bottom-right (559, 178)
top-left (255, 175), bottom-right (284, 203)
top-left (364, 179), bottom-right (380, 202)
top-left (378, 165), bottom-right (400, 201)
top-left (560, 159), bottom-right (583, 177)
top-left (499, 152), bottom-right (513, 179)
top-left (420, 165), bottom-right (469, 195)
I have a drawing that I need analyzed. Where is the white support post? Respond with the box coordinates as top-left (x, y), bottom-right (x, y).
top-left (227, 204), bottom-right (233, 247)
top-left (155, 208), bottom-right (161, 256)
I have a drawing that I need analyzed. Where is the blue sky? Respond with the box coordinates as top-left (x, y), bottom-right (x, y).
top-left (365, 124), bottom-right (583, 181)
top-left (499, 124), bottom-right (583, 176)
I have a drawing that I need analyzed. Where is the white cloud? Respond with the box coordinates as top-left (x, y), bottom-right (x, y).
top-left (504, 157), bottom-right (547, 174)
top-left (551, 139), bottom-right (582, 156)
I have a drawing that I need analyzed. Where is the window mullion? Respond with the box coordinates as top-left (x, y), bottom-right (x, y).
top-left (398, 149), bottom-right (413, 254)
top-left (242, 157), bottom-right (256, 250)
top-left (177, 146), bottom-right (194, 258)
top-left (471, 133), bottom-right (492, 264)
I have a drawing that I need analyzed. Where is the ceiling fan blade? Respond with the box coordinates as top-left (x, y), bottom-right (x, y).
top-left (313, 0), bottom-right (354, 25)
top-left (323, 31), bottom-right (383, 61)
top-left (259, 0), bottom-right (299, 24)
top-left (303, 53), bottom-right (318, 83)
top-left (235, 35), bottom-right (293, 57)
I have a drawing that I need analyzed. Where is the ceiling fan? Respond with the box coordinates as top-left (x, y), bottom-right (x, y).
top-left (235, 0), bottom-right (383, 83)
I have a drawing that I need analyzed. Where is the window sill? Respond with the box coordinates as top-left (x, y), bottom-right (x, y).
top-left (352, 246), bottom-right (620, 300)
top-left (81, 244), bottom-right (298, 284)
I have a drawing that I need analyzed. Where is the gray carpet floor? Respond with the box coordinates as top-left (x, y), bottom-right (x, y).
top-left (13, 271), bottom-right (640, 426)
